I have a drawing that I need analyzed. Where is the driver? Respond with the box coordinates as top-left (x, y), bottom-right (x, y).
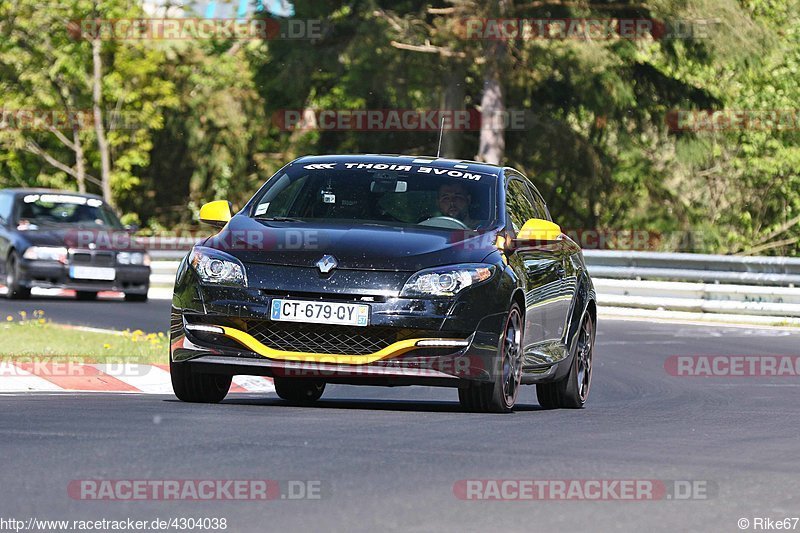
top-left (437, 182), bottom-right (476, 228)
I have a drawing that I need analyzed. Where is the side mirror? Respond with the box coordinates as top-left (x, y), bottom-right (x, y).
top-left (199, 200), bottom-right (233, 228)
top-left (124, 224), bottom-right (139, 233)
top-left (515, 218), bottom-right (563, 244)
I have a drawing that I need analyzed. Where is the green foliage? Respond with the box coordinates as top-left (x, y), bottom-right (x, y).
top-left (0, 0), bottom-right (797, 255)
top-left (0, 0), bottom-right (177, 207)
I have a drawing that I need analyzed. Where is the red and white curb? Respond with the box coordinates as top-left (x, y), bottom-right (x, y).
top-left (0, 363), bottom-right (274, 394)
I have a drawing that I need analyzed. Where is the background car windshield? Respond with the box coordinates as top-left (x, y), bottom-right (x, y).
top-left (251, 168), bottom-right (497, 230)
top-left (17, 195), bottom-right (123, 228)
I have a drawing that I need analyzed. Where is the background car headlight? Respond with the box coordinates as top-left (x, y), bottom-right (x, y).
top-left (117, 252), bottom-right (151, 266)
top-left (23, 246), bottom-right (68, 264)
top-left (189, 246), bottom-right (247, 286)
top-left (400, 264), bottom-right (495, 297)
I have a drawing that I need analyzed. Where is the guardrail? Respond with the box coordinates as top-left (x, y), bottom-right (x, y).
top-left (583, 250), bottom-right (800, 286)
top-left (147, 249), bottom-right (800, 318)
top-left (584, 250), bottom-right (800, 318)
top-left (150, 260), bottom-right (182, 288)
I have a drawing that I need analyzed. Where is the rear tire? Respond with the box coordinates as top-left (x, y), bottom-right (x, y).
top-left (5, 252), bottom-right (31, 300)
top-left (274, 378), bottom-right (325, 404)
top-left (537, 314), bottom-right (595, 409)
top-left (170, 360), bottom-right (231, 403)
top-left (76, 291), bottom-right (98, 301)
top-left (124, 292), bottom-right (148, 302)
top-left (458, 303), bottom-right (523, 413)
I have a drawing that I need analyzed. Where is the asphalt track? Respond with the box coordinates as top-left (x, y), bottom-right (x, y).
top-left (1, 294), bottom-right (799, 532)
top-left (0, 294), bottom-right (172, 332)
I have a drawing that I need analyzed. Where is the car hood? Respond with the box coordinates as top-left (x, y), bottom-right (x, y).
top-left (206, 216), bottom-right (500, 271)
top-left (20, 228), bottom-right (143, 251)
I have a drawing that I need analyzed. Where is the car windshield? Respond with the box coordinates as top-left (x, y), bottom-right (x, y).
top-left (16, 194), bottom-right (123, 229)
top-left (250, 164), bottom-right (498, 231)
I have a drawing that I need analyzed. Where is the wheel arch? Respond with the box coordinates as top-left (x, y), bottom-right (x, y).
top-left (563, 273), bottom-right (596, 360)
top-left (586, 297), bottom-right (597, 327)
top-left (511, 288), bottom-right (526, 317)
top-left (3, 245), bottom-right (19, 274)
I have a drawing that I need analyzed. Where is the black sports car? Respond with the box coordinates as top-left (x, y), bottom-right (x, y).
top-left (170, 155), bottom-right (596, 412)
top-left (0, 189), bottom-right (150, 301)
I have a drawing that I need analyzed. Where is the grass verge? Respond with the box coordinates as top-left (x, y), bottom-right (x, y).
top-left (1, 311), bottom-right (167, 363)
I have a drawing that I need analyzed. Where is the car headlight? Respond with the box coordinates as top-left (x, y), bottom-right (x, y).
top-left (117, 252), bottom-right (151, 266)
top-left (23, 246), bottom-right (68, 264)
top-left (400, 263), bottom-right (495, 297)
top-left (189, 246), bottom-right (247, 286)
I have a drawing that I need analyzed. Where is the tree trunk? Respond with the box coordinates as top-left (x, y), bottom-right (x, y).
top-left (477, 58), bottom-right (505, 165)
top-left (91, 37), bottom-right (112, 205)
top-left (477, 0), bottom-right (510, 165)
top-left (73, 127), bottom-right (86, 193)
top-left (440, 64), bottom-right (466, 159)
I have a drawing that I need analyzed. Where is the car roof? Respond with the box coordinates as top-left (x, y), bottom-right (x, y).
top-left (289, 154), bottom-right (505, 177)
top-left (1, 188), bottom-right (105, 201)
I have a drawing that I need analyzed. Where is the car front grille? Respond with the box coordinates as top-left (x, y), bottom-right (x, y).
top-left (242, 321), bottom-right (438, 356)
top-left (70, 250), bottom-right (115, 267)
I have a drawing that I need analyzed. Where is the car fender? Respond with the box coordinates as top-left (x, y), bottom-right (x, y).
top-left (558, 270), bottom-right (596, 379)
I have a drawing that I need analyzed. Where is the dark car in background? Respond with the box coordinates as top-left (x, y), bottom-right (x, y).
top-left (170, 155), bottom-right (596, 413)
top-left (0, 189), bottom-right (150, 301)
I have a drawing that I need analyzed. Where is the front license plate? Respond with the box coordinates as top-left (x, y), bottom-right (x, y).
top-left (271, 299), bottom-right (370, 327)
top-left (69, 266), bottom-right (116, 281)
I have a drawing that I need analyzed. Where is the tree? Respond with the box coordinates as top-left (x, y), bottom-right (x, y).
top-left (0, 0), bottom-right (177, 209)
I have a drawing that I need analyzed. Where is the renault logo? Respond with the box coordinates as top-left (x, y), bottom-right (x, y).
top-left (316, 255), bottom-right (338, 273)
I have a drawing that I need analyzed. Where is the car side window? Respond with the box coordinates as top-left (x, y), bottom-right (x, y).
top-left (0, 193), bottom-right (12, 224)
top-left (525, 183), bottom-right (551, 221)
top-left (505, 179), bottom-right (539, 234)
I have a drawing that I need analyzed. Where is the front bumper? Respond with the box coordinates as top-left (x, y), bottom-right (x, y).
top-left (170, 261), bottom-right (513, 385)
top-left (18, 259), bottom-right (150, 294)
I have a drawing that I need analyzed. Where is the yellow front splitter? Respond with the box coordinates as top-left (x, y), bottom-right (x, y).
top-left (218, 326), bottom-right (466, 365)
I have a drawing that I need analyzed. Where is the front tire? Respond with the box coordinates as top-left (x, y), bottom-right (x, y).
top-left (459, 303), bottom-right (524, 413)
top-left (5, 252), bottom-right (31, 300)
top-left (170, 360), bottom-right (232, 403)
top-left (274, 378), bottom-right (325, 404)
top-left (537, 313), bottom-right (595, 409)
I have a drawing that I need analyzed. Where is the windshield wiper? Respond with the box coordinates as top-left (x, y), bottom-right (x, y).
top-left (253, 216), bottom-right (303, 222)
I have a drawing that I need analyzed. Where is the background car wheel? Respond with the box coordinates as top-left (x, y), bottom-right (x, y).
top-left (75, 291), bottom-right (98, 301)
top-left (273, 378), bottom-right (325, 404)
top-left (5, 252), bottom-right (31, 300)
top-left (124, 292), bottom-right (148, 302)
top-left (458, 303), bottom-right (523, 413)
top-left (537, 314), bottom-right (595, 409)
top-left (170, 360), bottom-right (231, 403)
